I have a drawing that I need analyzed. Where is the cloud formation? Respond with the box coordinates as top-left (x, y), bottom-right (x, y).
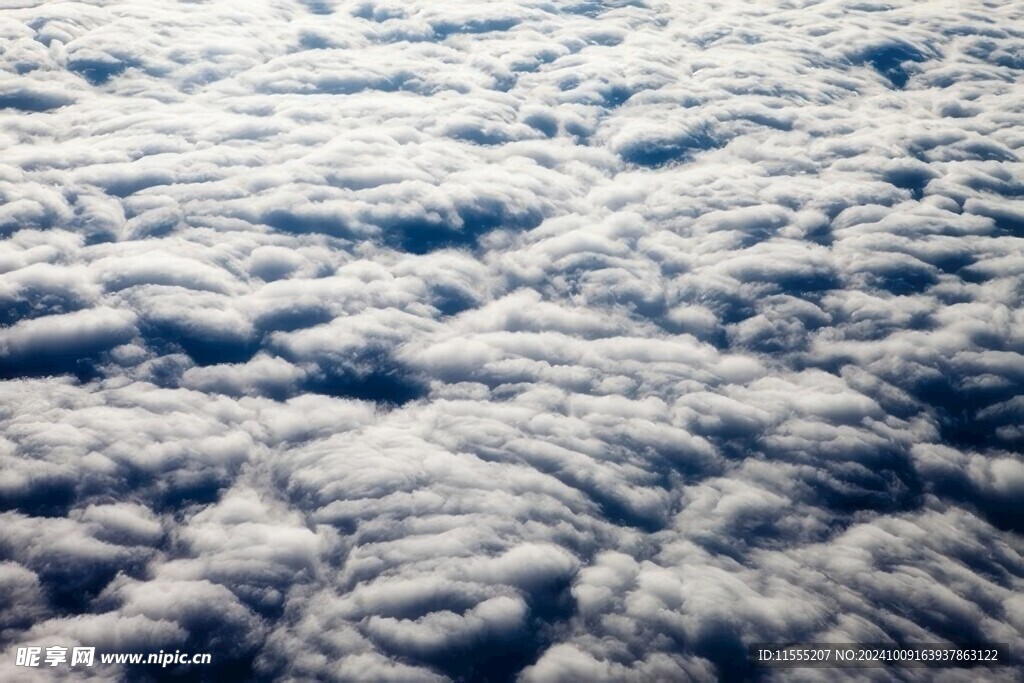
top-left (0, 0), bottom-right (1022, 681)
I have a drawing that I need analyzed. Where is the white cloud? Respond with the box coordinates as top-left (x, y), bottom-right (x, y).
top-left (0, 0), bottom-right (1022, 680)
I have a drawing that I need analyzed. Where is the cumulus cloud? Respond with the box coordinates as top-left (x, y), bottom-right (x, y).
top-left (0, 0), bottom-right (1022, 681)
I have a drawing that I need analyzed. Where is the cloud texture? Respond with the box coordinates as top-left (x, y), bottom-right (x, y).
top-left (1, 0), bottom-right (1023, 680)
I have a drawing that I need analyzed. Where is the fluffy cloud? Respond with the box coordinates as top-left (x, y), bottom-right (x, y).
top-left (0, 0), bottom-right (1022, 680)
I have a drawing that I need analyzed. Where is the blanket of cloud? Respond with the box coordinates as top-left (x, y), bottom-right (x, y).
top-left (1, 0), bottom-right (1023, 680)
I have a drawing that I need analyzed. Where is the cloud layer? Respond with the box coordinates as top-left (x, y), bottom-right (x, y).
top-left (1, 0), bottom-right (1023, 680)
